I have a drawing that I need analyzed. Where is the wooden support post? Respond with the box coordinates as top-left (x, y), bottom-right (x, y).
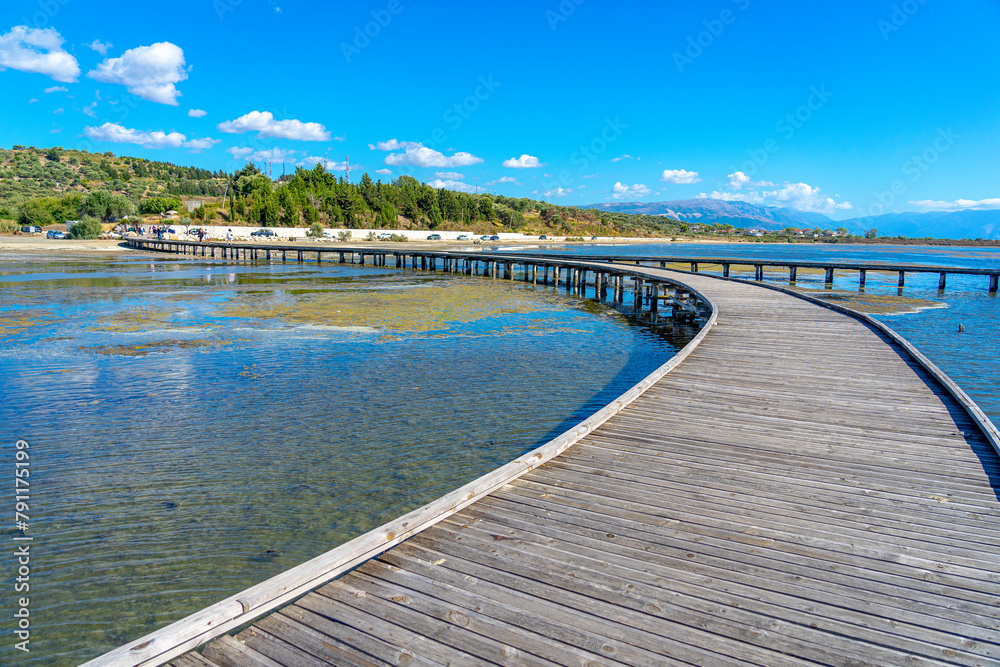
top-left (755, 265), bottom-right (763, 281)
top-left (722, 263), bottom-right (730, 278)
top-left (600, 273), bottom-right (608, 301)
top-left (532, 265), bottom-right (538, 284)
top-left (938, 272), bottom-right (947, 291)
top-left (659, 261), bottom-right (666, 268)
top-left (825, 268), bottom-right (834, 285)
top-left (859, 269), bottom-right (866, 287)
top-left (898, 270), bottom-right (906, 287)
top-left (991, 274), bottom-right (999, 293)
top-left (634, 278), bottom-right (643, 311)
top-left (690, 262), bottom-right (698, 272)
top-left (297, 251), bottom-right (303, 262)
top-left (650, 283), bottom-right (659, 320)
top-left (266, 249), bottom-right (271, 261)
top-left (790, 266), bottom-right (797, 283)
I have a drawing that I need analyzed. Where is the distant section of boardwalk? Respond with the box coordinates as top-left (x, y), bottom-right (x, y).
top-left (168, 267), bottom-right (1000, 667)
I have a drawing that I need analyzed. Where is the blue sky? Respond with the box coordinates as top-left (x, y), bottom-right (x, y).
top-left (1, 0), bottom-right (998, 220)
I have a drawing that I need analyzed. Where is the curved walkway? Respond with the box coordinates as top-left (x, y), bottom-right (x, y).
top-left (138, 266), bottom-right (1000, 666)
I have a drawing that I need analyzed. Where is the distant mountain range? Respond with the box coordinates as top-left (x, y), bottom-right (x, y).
top-left (581, 199), bottom-right (1000, 240)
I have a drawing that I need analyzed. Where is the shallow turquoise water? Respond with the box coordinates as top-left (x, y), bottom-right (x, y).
top-left (0, 254), bottom-right (694, 666)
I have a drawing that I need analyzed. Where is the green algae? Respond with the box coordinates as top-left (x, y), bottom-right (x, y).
top-left (80, 338), bottom-right (233, 357)
top-left (795, 289), bottom-right (945, 315)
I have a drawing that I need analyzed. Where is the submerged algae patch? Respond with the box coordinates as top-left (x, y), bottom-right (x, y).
top-left (220, 280), bottom-right (571, 333)
top-left (796, 289), bottom-right (945, 315)
top-left (80, 338), bottom-right (233, 357)
top-left (0, 309), bottom-right (56, 338)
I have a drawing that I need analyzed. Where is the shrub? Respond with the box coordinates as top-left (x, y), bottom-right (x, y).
top-left (390, 234), bottom-right (408, 242)
top-left (366, 231), bottom-right (377, 241)
top-left (69, 219), bottom-right (103, 239)
top-left (0, 220), bottom-right (18, 234)
top-left (308, 222), bottom-right (324, 237)
top-left (337, 230), bottom-right (352, 242)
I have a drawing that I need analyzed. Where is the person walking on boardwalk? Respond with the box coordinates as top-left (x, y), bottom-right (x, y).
top-left (226, 228), bottom-right (233, 242)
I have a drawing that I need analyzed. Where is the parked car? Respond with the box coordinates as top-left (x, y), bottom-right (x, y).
top-left (250, 229), bottom-right (277, 238)
top-left (377, 232), bottom-right (394, 240)
top-left (489, 235), bottom-right (500, 241)
top-left (46, 230), bottom-right (66, 239)
top-left (479, 235), bottom-right (491, 241)
top-left (457, 234), bottom-right (470, 241)
top-left (427, 233), bottom-right (442, 240)
top-left (322, 231), bottom-right (335, 239)
top-left (538, 235), bottom-right (548, 240)
top-left (20, 225), bottom-right (41, 234)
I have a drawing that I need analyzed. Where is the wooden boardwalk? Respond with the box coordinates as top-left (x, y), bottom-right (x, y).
top-left (132, 266), bottom-right (1000, 666)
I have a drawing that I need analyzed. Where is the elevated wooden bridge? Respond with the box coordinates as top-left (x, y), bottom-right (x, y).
top-left (87, 240), bottom-right (1000, 667)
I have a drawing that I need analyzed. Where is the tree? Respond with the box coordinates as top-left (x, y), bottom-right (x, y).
top-left (18, 199), bottom-right (54, 226)
top-left (81, 190), bottom-right (131, 221)
top-left (864, 228), bottom-right (879, 239)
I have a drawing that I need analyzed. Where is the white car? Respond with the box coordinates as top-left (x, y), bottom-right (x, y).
top-left (457, 234), bottom-right (470, 241)
top-left (376, 232), bottom-right (393, 240)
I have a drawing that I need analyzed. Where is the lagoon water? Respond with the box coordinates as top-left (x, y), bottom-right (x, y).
top-left (0, 254), bottom-right (694, 666)
top-left (1, 242), bottom-right (997, 666)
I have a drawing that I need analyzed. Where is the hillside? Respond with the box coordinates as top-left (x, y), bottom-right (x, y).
top-left (0, 145), bottom-right (689, 238)
top-left (583, 199), bottom-right (835, 231)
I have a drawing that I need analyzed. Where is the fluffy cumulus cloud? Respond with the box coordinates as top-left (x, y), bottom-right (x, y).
top-left (910, 198), bottom-right (1000, 211)
top-left (188, 108), bottom-right (207, 118)
top-left (434, 171), bottom-right (464, 180)
top-left (612, 182), bottom-right (652, 199)
top-left (82, 101), bottom-right (98, 118)
top-left (375, 168), bottom-right (392, 176)
top-left (227, 146), bottom-right (296, 162)
top-left (87, 40), bottom-right (113, 56)
top-left (369, 139), bottom-right (483, 168)
top-left (44, 85), bottom-right (67, 93)
top-left (727, 171), bottom-right (775, 189)
top-left (502, 154), bottom-right (544, 169)
top-left (217, 110), bottom-right (330, 141)
top-left (544, 187), bottom-right (573, 198)
top-left (660, 169), bottom-right (701, 184)
top-left (0, 26), bottom-right (80, 83)
top-left (84, 122), bottom-right (218, 151)
top-left (486, 176), bottom-right (519, 186)
top-left (428, 179), bottom-right (478, 193)
top-left (88, 42), bottom-right (188, 105)
top-left (699, 181), bottom-right (852, 214)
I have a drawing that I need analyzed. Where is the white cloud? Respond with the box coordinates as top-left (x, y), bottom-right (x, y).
top-left (44, 85), bottom-right (67, 93)
top-left (660, 169), bottom-right (701, 184)
top-left (502, 154), bottom-right (544, 169)
top-left (612, 182), bottom-right (652, 199)
top-left (88, 42), bottom-right (188, 105)
top-left (87, 40), bottom-right (113, 56)
top-left (910, 198), bottom-right (1000, 212)
top-left (544, 187), bottom-right (573, 198)
top-left (28, 98), bottom-right (37, 103)
top-left (435, 171), bottom-right (464, 180)
top-left (183, 137), bottom-right (220, 152)
top-left (84, 122), bottom-right (217, 151)
top-left (49, 127), bottom-right (61, 134)
top-left (217, 110), bottom-right (330, 141)
top-left (727, 171), bottom-right (774, 189)
top-left (698, 181), bottom-right (852, 214)
top-left (188, 108), bottom-right (207, 118)
top-left (428, 179), bottom-right (478, 193)
top-left (370, 139), bottom-right (483, 168)
top-left (0, 26), bottom-right (80, 83)
top-left (486, 176), bottom-right (519, 185)
top-left (227, 147), bottom-right (254, 160)
top-left (611, 154), bottom-right (632, 162)
top-left (82, 101), bottom-right (98, 118)
top-left (53, 107), bottom-right (63, 114)
top-left (232, 147), bottom-right (296, 162)
top-left (375, 168), bottom-right (392, 176)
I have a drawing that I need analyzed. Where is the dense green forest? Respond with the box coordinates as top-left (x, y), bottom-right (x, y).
top-left (0, 145), bottom-right (690, 237)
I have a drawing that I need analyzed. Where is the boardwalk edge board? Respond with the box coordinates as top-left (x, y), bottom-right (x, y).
top-left (79, 252), bottom-right (719, 667)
